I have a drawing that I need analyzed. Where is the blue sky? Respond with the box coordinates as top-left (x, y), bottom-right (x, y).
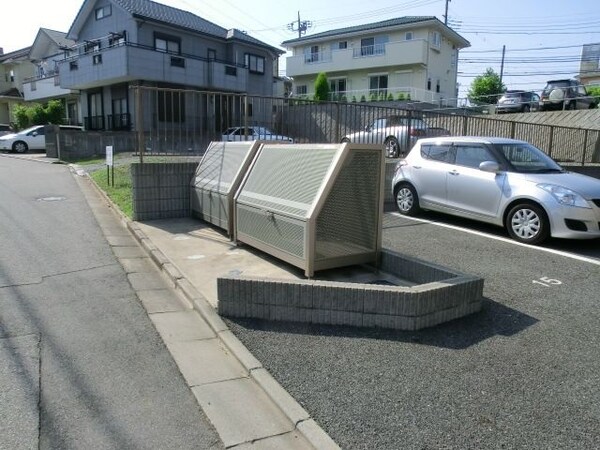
top-left (2, 0), bottom-right (599, 100)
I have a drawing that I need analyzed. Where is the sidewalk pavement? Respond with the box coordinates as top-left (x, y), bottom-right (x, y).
top-left (77, 167), bottom-right (340, 449)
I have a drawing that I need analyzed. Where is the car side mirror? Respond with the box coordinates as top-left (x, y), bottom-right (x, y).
top-left (479, 161), bottom-right (500, 173)
top-left (31, 132), bottom-right (38, 137)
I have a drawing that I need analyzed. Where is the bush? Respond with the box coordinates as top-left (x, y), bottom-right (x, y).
top-left (11, 100), bottom-right (65, 130)
top-left (360, 95), bottom-right (366, 102)
top-left (397, 92), bottom-right (405, 101)
top-left (387, 93), bottom-right (394, 101)
top-left (351, 96), bottom-right (357, 103)
top-left (314, 72), bottom-right (330, 102)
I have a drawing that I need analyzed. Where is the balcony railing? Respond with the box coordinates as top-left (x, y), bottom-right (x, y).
top-left (85, 115), bottom-right (105, 131)
top-left (353, 44), bottom-right (386, 58)
top-left (107, 113), bottom-right (131, 131)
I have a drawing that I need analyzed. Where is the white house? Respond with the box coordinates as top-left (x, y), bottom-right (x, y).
top-left (282, 17), bottom-right (470, 107)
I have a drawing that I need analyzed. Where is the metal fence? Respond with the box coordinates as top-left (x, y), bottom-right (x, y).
top-left (129, 86), bottom-right (600, 165)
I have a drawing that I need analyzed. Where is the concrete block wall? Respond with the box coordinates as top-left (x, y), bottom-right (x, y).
top-left (217, 250), bottom-right (484, 331)
top-left (131, 162), bottom-right (198, 221)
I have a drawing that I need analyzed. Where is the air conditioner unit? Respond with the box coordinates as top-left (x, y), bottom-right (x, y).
top-left (190, 141), bottom-right (263, 235)
top-left (234, 143), bottom-right (385, 277)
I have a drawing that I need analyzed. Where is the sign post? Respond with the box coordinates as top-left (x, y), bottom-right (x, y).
top-left (106, 145), bottom-right (114, 187)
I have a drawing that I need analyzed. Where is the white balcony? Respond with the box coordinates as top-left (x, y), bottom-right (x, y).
top-left (286, 39), bottom-right (429, 77)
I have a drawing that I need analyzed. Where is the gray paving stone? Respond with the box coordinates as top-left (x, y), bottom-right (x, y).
top-left (137, 289), bottom-right (187, 314)
top-left (192, 378), bottom-right (294, 448)
top-left (127, 272), bottom-right (168, 291)
top-left (234, 430), bottom-right (313, 450)
top-left (119, 257), bottom-right (156, 274)
top-left (112, 246), bottom-right (147, 259)
top-left (150, 311), bottom-right (216, 343)
top-left (106, 235), bottom-right (138, 247)
top-left (167, 339), bottom-right (247, 387)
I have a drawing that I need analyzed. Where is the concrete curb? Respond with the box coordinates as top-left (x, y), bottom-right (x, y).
top-left (0, 152), bottom-right (62, 164)
top-left (77, 166), bottom-right (340, 450)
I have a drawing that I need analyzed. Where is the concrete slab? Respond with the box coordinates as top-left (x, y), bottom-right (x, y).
top-left (167, 338), bottom-right (247, 386)
top-left (119, 257), bottom-right (156, 274)
top-left (137, 289), bottom-right (187, 314)
top-left (234, 431), bottom-right (313, 450)
top-left (106, 235), bottom-right (138, 247)
top-left (149, 310), bottom-right (216, 343)
top-left (127, 272), bottom-right (169, 291)
top-left (192, 378), bottom-right (295, 448)
top-left (112, 246), bottom-right (147, 259)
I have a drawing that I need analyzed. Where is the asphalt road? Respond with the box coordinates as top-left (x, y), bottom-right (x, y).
top-left (226, 211), bottom-right (600, 449)
top-left (0, 157), bottom-right (222, 449)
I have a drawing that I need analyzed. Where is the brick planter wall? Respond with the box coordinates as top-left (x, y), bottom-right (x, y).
top-left (218, 250), bottom-right (484, 331)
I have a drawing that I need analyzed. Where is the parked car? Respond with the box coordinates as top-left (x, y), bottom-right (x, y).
top-left (221, 126), bottom-right (293, 143)
top-left (0, 125), bottom-right (83, 153)
top-left (341, 115), bottom-right (450, 158)
top-left (496, 90), bottom-right (540, 113)
top-left (392, 136), bottom-right (600, 245)
top-left (0, 123), bottom-right (12, 136)
top-left (540, 79), bottom-right (597, 111)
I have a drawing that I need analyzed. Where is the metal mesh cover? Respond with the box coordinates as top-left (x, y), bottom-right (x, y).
top-left (315, 150), bottom-right (382, 260)
top-left (192, 141), bottom-right (257, 195)
top-left (236, 144), bottom-right (340, 219)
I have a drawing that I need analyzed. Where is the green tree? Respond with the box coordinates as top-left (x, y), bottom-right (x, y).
top-left (587, 86), bottom-right (600, 105)
top-left (467, 68), bottom-right (506, 105)
top-left (11, 100), bottom-right (65, 130)
top-left (314, 72), bottom-right (330, 102)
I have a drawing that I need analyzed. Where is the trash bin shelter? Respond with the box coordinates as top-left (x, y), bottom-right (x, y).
top-left (191, 140), bottom-right (263, 235)
top-left (234, 142), bottom-right (385, 277)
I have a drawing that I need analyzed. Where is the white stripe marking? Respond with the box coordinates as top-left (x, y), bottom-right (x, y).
top-left (388, 212), bottom-right (600, 266)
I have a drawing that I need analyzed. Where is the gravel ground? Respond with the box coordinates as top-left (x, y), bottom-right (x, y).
top-left (225, 213), bottom-right (600, 449)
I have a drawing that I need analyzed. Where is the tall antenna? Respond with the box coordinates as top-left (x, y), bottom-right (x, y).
top-left (287, 11), bottom-right (312, 38)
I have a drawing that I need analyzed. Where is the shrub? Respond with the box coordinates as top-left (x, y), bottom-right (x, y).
top-left (360, 95), bottom-right (366, 102)
top-left (314, 72), bottom-right (330, 102)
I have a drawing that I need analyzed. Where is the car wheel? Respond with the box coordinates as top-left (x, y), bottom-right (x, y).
top-left (522, 104), bottom-right (530, 113)
top-left (340, 137), bottom-right (350, 143)
top-left (395, 183), bottom-right (420, 216)
top-left (565, 101), bottom-right (574, 110)
top-left (12, 141), bottom-right (28, 153)
top-left (384, 137), bottom-right (400, 158)
top-left (505, 203), bottom-right (550, 245)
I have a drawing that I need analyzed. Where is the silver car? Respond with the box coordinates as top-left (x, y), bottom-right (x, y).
top-left (392, 136), bottom-right (600, 244)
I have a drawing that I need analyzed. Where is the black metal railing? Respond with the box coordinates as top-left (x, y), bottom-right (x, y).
top-left (107, 113), bottom-right (131, 131)
top-left (85, 115), bottom-right (105, 131)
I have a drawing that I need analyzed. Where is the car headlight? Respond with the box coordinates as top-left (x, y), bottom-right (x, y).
top-left (537, 183), bottom-right (591, 208)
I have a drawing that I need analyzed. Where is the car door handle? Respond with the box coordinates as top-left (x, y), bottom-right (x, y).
top-left (449, 170), bottom-right (460, 176)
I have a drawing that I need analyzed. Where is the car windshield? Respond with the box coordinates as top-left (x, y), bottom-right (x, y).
top-left (503, 92), bottom-right (522, 99)
top-left (493, 143), bottom-right (564, 173)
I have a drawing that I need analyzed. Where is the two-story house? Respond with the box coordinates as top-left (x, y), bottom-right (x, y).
top-left (0, 47), bottom-right (35, 124)
top-left (57, 0), bottom-right (283, 132)
top-left (282, 17), bottom-right (469, 107)
top-left (22, 29), bottom-right (81, 125)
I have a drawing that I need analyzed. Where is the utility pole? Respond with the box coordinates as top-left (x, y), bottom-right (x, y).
top-left (287, 11), bottom-right (312, 38)
top-left (499, 45), bottom-right (506, 84)
top-left (443, 0), bottom-right (451, 25)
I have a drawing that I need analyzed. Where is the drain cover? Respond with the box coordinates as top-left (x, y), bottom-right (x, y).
top-left (37, 196), bottom-right (66, 202)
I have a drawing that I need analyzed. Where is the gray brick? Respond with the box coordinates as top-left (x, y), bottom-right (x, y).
top-left (330, 310), bottom-right (363, 327)
top-left (311, 308), bottom-right (331, 325)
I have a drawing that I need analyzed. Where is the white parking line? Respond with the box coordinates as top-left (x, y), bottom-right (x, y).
top-left (388, 212), bottom-right (600, 266)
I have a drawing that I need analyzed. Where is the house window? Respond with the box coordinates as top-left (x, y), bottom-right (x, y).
top-left (69, 61), bottom-right (78, 71)
top-left (95, 5), bottom-right (111, 20)
top-left (93, 54), bottom-right (103, 65)
top-left (431, 31), bottom-right (441, 48)
top-left (245, 53), bottom-right (265, 74)
top-left (330, 79), bottom-right (347, 98)
top-left (369, 75), bottom-right (388, 95)
top-left (436, 80), bottom-right (440, 93)
top-left (155, 33), bottom-right (181, 54)
top-left (427, 78), bottom-right (431, 90)
top-left (405, 32), bottom-right (413, 40)
top-left (170, 56), bottom-right (185, 67)
top-left (361, 38), bottom-right (375, 56)
top-left (158, 90), bottom-right (185, 123)
top-left (296, 85), bottom-right (307, 96)
top-left (338, 41), bottom-right (347, 50)
top-left (225, 65), bottom-right (237, 76)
